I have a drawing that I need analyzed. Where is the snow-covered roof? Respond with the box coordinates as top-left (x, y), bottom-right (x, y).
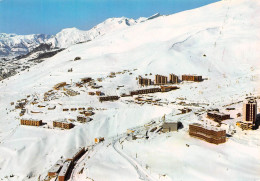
top-left (48, 159), bottom-right (63, 173)
top-left (58, 160), bottom-right (72, 177)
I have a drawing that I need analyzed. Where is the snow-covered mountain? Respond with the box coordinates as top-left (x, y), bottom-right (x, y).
top-left (0, 33), bottom-right (52, 57)
top-left (0, 1), bottom-right (259, 181)
top-left (0, 16), bottom-right (153, 58)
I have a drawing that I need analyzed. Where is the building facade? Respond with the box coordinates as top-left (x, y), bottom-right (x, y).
top-left (243, 98), bottom-right (257, 125)
top-left (138, 77), bottom-right (152, 86)
top-left (58, 160), bottom-right (72, 181)
top-left (155, 74), bottom-right (168, 85)
top-left (207, 111), bottom-right (230, 122)
top-left (130, 88), bottom-right (162, 96)
top-left (99, 96), bottom-right (120, 102)
top-left (182, 75), bottom-right (202, 82)
top-left (189, 123), bottom-right (226, 144)
top-left (53, 120), bottom-right (73, 129)
top-left (20, 119), bottom-right (42, 126)
top-left (169, 74), bottom-right (179, 84)
top-left (161, 122), bottom-right (178, 132)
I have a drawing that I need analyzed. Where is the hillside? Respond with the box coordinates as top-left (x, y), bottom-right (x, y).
top-left (0, 0), bottom-right (260, 181)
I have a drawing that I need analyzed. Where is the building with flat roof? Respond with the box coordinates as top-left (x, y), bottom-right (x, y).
top-left (58, 160), bottom-right (72, 181)
top-left (20, 119), bottom-right (42, 126)
top-left (155, 74), bottom-right (168, 85)
top-left (243, 98), bottom-right (257, 125)
top-left (169, 74), bottom-right (179, 84)
top-left (138, 77), bottom-right (152, 86)
top-left (99, 96), bottom-right (120, 102)
top-left (130, 88), bottom-right (162, 96)
top-left (207, 111), bottom-right (230, 122)
top-left (53, 120), bottom-right (74, 129)
top-left (189, 123), bottom-right (226, 144)
top-left (161, 122), bottom-right (178, 132)
top-left (182, 75), bottom-right (202, 82)
top-left (48, 159), bottom-right (64, 177)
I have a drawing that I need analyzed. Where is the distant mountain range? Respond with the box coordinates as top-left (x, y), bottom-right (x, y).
top-left (0, 14), bottom-right (161, 58)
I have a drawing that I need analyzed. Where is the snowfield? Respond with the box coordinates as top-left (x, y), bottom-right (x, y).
top-left (0, 0), bottom-right (260, 180)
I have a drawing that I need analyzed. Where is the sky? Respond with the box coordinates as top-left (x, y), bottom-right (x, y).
top-left (0, 0), bottom-right (220, 35)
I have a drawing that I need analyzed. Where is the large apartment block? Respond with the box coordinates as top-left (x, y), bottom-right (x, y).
top-left (189, 123), bottom-right (226, 144)
top-left (20, 119), bottom-right (42, 126)
top-left (243, 98), bottom-right (257, 125)
top-left (182, 75), bottom-right (202, 82)
top-left (138, 77), bottom-right (152, 86)
top-left (169, 74), bottom-right (179, 83)
top-left (155, 74), bottom-right (168, 85)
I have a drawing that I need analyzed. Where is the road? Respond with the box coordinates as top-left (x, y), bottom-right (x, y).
top-left (112, 137), bottom-right (157, 181)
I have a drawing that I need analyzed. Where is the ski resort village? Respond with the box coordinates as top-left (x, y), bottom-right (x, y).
top-left (0, 0), bottom-right (260, 181)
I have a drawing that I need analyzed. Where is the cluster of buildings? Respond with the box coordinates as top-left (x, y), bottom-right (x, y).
top-left (48, 147), bottom-right (87, 181)
top-left (15, 99), bottom-right (28, 109)
top-left (0, 58), bottom-right (34, 81)
top-left (138, 74), bottom-right (202, 86)
top-left (187, 97), bottom-right (258, 145)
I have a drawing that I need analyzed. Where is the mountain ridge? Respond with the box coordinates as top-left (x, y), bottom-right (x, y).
top-left (0, 15), bottom-right (157, 58)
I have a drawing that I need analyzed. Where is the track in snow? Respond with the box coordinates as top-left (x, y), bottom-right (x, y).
top-left (112, 137), bottom-right (157, 181)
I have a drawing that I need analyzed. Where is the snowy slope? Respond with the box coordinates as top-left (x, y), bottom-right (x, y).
top-left (0, 0), bottom-right (260, 180)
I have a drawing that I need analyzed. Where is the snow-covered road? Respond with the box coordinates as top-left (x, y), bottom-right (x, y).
top-left (112, 137), bottom-right (157, 181)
